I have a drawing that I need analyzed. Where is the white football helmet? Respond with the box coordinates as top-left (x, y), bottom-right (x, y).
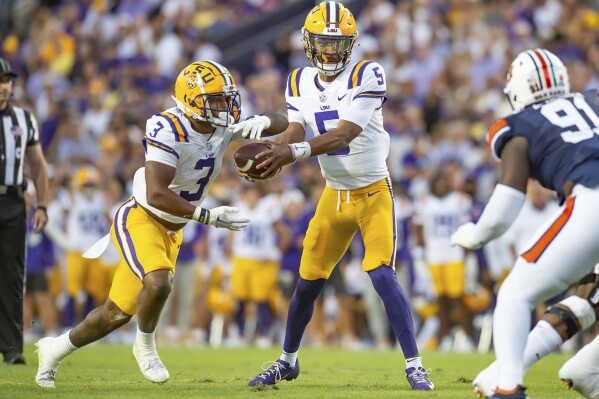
top-left (504, 48), bottom-right (570, 112)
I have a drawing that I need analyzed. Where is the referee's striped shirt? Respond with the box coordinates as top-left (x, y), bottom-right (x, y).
top-left (0, 104), bottom-right (39, 186)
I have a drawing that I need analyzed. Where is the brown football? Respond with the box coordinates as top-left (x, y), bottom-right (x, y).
top-left (234, 142), bottom-right (271, 179)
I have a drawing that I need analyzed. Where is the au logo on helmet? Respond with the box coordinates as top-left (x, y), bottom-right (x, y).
top-left (504, 48), bottom-right (571, 112)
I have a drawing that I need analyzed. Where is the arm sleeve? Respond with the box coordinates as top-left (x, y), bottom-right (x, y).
top-left (487, 118), bottom-right (513, 161)
top-left (340, 62), bottom-right (386, 129)
top-left (285, 69), bottom-right (306, 126)
top-left (144, 116), bottom-right (179, 168)
top-left (25, 111), bottom-right (40, 146)
top-left (473, 184), bottom-right (526, 245)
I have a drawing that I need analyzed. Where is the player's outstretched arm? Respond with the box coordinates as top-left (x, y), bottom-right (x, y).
top-left (255, 120), bottom-right (361, 177)
top-left (451, 136), bottom-right (529, 249)
top-left (228, 111), bottom-right (288, 140)
top-left (145, 161), bottom-right (248, 230)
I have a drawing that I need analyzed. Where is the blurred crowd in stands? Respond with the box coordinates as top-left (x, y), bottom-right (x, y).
top-left (3, 0), bottom-right (599, 351)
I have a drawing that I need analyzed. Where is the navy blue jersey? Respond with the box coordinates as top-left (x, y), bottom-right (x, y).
top-left (488, 90), bottom-right (599, 199)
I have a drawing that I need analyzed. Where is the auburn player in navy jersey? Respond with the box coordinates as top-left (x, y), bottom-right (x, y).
top-left (452, 48), bottom-right (599, 399)
top-left (246, 1), bottom-right (434, 391)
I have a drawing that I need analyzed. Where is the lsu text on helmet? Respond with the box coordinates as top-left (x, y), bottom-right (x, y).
top-left (303, 1), bottom-right (358, 76)
top-left (504, 48), bottom-right (570, 113)
top-left (172, 61), bottom-right (241, 128)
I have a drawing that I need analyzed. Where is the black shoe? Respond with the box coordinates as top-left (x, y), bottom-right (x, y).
top-left (3, 352), bottom-right (26, 365)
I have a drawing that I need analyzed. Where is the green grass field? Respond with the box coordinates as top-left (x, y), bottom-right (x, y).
top-left (0, 344), bottom-right (582, 399)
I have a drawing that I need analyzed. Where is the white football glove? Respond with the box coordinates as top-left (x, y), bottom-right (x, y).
top-left (451, 222), bottom-right (484, 250)
top-left (227, 115), bottom-right (271, 140)
top-left (207, 206), bottom-right (249, 231)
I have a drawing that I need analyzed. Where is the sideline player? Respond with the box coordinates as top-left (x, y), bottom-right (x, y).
top-left (413, 172), bottom-right (474, 351)
top-left (451, 48), bottom-right (599, 399)
top-left (35, 60), bottom-right (288, 388)
top-left (246, 2), bottom-right (434, 390)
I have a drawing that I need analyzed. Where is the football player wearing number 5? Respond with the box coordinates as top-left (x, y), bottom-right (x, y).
top-left (35, 61), bottom-right (288, 388)
top-left (451, 48), bottom-right (599, 399)
top-left (247, 2), bottom-right (434, 390)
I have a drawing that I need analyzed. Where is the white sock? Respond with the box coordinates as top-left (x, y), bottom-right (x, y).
top-left (280, 351), bottom-right (298, 367)
top-left (53, 330), bottom-right (78, 361)
top-left (136, 327), bottom-right (156, 350)
top-left (522, 320), bottom-right (563, 370)
top-left (494, 294), bottom-right (531, 390)
top-left (406, 356), bottom-right (423, 370)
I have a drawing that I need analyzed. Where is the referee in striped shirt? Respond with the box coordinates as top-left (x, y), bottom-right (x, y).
top-left (0, 57), bottom-right (49, 365)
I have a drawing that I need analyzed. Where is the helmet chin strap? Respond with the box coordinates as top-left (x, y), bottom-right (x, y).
top-left (317, 60), bottom-right (347, 76)
top-left (172, 95), bottom-right (233, 127)
top-left (209, 112), bottom-right (233, 128)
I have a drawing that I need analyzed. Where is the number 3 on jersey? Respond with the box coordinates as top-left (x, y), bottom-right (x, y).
top-left (180, 158), bottom-right (215, 201)
top-left (542, 96), bottom-right (599, 143)
top-left (315, 110), bottom-right (350, 156)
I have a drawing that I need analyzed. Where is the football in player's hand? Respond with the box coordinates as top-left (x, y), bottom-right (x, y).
top-left (234, 142), bottom-right (271, 179)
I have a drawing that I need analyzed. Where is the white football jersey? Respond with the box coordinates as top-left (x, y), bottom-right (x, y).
top-left (133, 107), bottom-right (242, 224)
top-left (65, 191), bottom-right (109, 252)
top-left (231, 197), bottom-right (282, 262)
top-left (286, 60), bottom-right (389, 190)
top-left (414, 192), bottom-right (472, 264)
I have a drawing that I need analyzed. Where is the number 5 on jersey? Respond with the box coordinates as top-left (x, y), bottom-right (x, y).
top-left (315, 110), bottom-right (349, 156)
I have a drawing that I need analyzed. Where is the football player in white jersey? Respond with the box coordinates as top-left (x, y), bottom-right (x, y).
top-left (229, 184), bottom-right (289, 348)
top-left (247, 2), bottom-right (433, 390)
top-left (413, 172), bottom-right (474, 352)
top-left (61, 166), bottom-right (111, 326)
top-left (35, 60), bottom-right (288, 388)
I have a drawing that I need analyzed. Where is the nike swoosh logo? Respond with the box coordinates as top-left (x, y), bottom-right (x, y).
top-left (338, 93), bottom-right (348, 101)
top-left (367, 191), bottom-right (380, 197)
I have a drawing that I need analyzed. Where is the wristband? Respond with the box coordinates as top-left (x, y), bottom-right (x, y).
top-left (36, 206), bottom-right (47, 214)
top-left (192, 207), bottom-right (210, 224)
top-left (288, 142), bottom-right (311, 159)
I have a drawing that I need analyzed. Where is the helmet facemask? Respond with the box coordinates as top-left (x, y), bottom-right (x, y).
top-left (303, 29), bottom-right (356, 76)
top-left (173, 61), bottom-right (242, 128)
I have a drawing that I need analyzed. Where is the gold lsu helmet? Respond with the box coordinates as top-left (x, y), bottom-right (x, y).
top-left (303, 1), bottom-right (358, 76)
top-left (72, 165), bottom-right (101, 190)
top-left (172, 61), bottom-right (241, 127)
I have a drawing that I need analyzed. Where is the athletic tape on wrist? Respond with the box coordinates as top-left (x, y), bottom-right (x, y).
top-left (288, 142), bottom-right (311, 159)
top-left (192, 207), bottom-right (210, 224)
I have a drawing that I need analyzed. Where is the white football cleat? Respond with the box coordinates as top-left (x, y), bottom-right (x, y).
top-left (559, 342), bottom-right (599, 399)
top-left (35, 337), bottom-right (61, 388)
top-left (133, 340), bottom-right (169, 383)
top-left (473, 361), bottom-right (498, 398)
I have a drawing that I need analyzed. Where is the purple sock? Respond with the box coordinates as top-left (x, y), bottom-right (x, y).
top-left (283, 277), bottom-right (327, 353)
top-left (368, 266), bottom-right (418, 358)
top-left (63, 296), bottom-right (76, 327)
top-left (256, 302), bottom-right (272, 336)
top-left (83, 296), bottom-right (95, 317)
top-left (235, 301), bottom-right (246, 335)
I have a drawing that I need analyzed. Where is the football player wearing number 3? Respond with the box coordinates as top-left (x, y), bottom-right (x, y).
top-left (451, 48), bottom-right (599, 399)
top-left (35, 61), bottom-right (288, 388)
top-left (247, 2), bottom-right (434, 391)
